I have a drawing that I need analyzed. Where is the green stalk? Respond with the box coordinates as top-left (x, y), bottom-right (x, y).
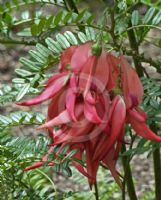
top-left (153, 148), bottom-right (161, 200)
top-left (151, 124), bottom-right (161, 200)
top-left (128, 23), bottom-right (161, 199)
top-left (94, 181), bottom-right (99, 200)
top-left (122, 145), bottom-right (138, 200)
top-left (127, 22), bottom-right (144, 77)
top-left (0, 38), bottom-right (37, 46)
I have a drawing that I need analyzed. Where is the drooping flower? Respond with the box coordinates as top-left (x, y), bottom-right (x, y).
top-left (17, 41), bottom-right (161, 188)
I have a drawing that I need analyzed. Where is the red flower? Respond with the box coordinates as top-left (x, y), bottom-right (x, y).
top-left (17, 42), bottom-right (161, 188)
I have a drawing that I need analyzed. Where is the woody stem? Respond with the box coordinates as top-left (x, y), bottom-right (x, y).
top-left (128, 21), bottom-right (161, 200)
top-left (151, 124), bottom-right (161, 200)
top-left (127, 22), bottom-right (144, 77)
top-left (122, 145), bottom-right (138, 200)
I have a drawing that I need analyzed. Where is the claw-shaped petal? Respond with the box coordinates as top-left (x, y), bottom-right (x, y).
top-left (17, 74), bottom-right (68, 106)
top-left (120, 56), bottom-right (144, 108)
top-left (39, 109), bottom-right (72, 129)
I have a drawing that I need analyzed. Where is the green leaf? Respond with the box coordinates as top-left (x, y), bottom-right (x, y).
top-left (65, 149), bottom-right (78, 159)
top-left (60, 144), bottom-right (70, 154)
top-left (131, 10), bottom-right (140, 26)
top-left (20, 58), bottom-right (40, 71)
top-left (16, 83), bottom-right (30, 101)
top-left (15, 69), bottom-right (33, 77)
top-left (31, 24), bottom-right (38, 36)
top-left (63, 12), bottom-right (73, 24)
top-left (78, 32), bottom-right (88, 43)
top-left (86, 14), bottom-right (94, 24)
top-left (63, 167), bottom-right (72, 177)
top-left (64, 31), bottom-right (78, 45)
top-left (45, 15), bottom-right (54, 28)
top-left (12, 78), bottom-right (25, 84)
top-left (45, 37), bottom-right (63, 54)
top-left (37, 18), bottom-right (46, 33)
top-left (152, 10), bottom-right (161, 25)
top-left (85, 27), bottom-right (96, 41)
top-left (29, 50), bottom-right (47, 63)
top-left (36, 43), bottom-right (51, 58)
top-left (0, 115), bottom-right (12, 125)
top-left (54, 11), bottom-right (63, 25)
top-left (56, 33), bottom-right (71, 49)
top-left (2, 12), bottom-right (12, 24)
top-left (10, 112), bottom-right (22, 123)
top-left (143, 7), bottom-right (156, 24)
top-left (75, 10), bottom-right (86, 22)
top-left (35, 112), bottom-right (45, 123)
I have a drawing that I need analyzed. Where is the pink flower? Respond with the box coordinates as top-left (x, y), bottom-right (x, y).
top-left (17, 42), bottom-right (161, 188)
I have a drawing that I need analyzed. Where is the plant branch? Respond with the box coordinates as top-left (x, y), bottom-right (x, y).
top-left (150, 124), bottom-right (161, 200)
top-left (120, 47), bottom-right (161, 74)
top-left (153, 147), bottom-right (161, 200)
top-left (122, 145), bottom-right (138, 200)
top-left (127, 22), bottom-right (144, 76)
top-left (126, 24), bottom-right (161, 32)
top-left (2, 0), bottom-right (64, 13)
top-left (0, 38), bottom-right (37, 46)
top-left (94, 181), bottom-right (99, 200)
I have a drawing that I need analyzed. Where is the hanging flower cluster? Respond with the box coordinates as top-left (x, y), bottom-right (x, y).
top-left (17, 42), bottom-right (161, 187)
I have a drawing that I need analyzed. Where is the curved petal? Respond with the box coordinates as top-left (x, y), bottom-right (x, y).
top-left (66, 88), bottom-right (77, 121)
top-left (85, 142), bottom-right (99, 187)
top-left (128, 111), bottom-right (161, 142)
top-left (84, 100), bottom-right (102, 123)
top-left (46, 72), bottom-right (68, 86)
top-left (120, 56), bottom-right (144, 108)
top-left (59, 45), bottom-right (78, 72)
top-left (71, 42), bottom-right (92, 72)
top-left (39, 109), bottom-right (72, 129)
top-left (48, 88), bottom-right (66, 120)
top-left (128, 108), bottom-right (146, 122)
top-left (85, 91), bottom-right (96, 104)
top-left (94, 96), bottom-right (126, 161)
top-left (106, 97), bottom-right (126, 150)
top-left (94, 51), bottom-right (109, 92)
top-left (106, 54), bottom-right (120, 91)
top-left (17, 74), bottom-right (68, 106)
top-left (102, 148), bottom-right (122, 188)
top-left (23, 161), bottom-right (43, 171)
top-left (66, 74), bottom-right (78, 121)
top-left (78, 56), bottom-right (96, 95)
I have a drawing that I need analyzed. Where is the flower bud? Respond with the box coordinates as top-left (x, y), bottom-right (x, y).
top-left (91, 43), bottom-right (102, 56)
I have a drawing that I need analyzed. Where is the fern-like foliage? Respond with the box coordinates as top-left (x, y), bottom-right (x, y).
top-left (141, 77), bottom-right (161, 124)
top-left (141, 0), bottom-right (161, 9)
top-left (10, 28), bottom-right (96, 101)
top-left (131, 6), bottom-right (161, 43)
top-left (121, 78), bottom-right (161, 158)
top-left (0, 0), bottom-right (94, 46)
top-left (0, 111), bottom-right (45, 130)
top-left (0, 130), bottom-right (58, 200)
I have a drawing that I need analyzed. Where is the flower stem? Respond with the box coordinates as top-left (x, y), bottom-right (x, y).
top-left (94, 181), bottom-right (99, 200)
top-left (153, 148), bottom-right (161, 200)
top-left (0, 38), bottom-right (37, 46)
top-left (122, 145), bottom-right (138, 200)
top-left (151, 124), bottom-right (161, 200)
top-left (127, 22), bottom-right (144, 77)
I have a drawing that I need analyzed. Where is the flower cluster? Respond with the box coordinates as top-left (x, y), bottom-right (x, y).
top-left (17, 42), bottom-right (161, 187)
